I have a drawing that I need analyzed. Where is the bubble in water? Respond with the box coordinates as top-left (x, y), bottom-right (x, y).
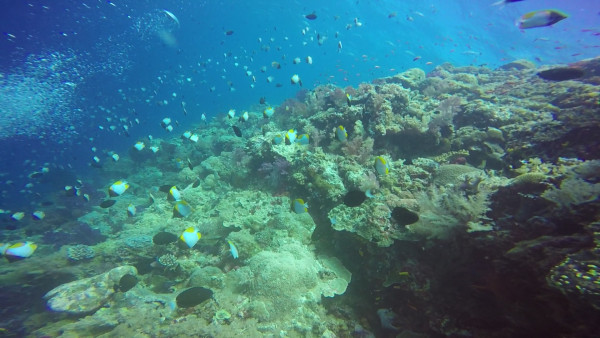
top-left (132, 9), bottom-right (180, 42)
top-left (0, 51), bottom-right (84, 140)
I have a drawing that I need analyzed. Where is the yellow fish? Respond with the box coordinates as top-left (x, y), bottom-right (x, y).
top-left (374, 156), bottom-right (389, 175)
top-left (109, 180), bottom-right (129, 197)
top-left (336, 125), bottom-right (347, 141)
top-left (180, 227), bottom-right (201, 248)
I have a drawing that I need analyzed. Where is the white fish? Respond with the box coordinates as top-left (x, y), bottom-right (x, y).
top-left (163, 9), bottom-right (180, 28)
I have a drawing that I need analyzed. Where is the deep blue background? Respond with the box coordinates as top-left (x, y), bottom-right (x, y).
top-left (0, 0), bottom-right (598, 210)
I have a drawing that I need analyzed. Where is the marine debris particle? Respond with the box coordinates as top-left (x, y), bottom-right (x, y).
top-left (176, 287), bottom-right (213, 308)
top-left (537, 67), bottom-right (584, 81)
top-left (152, 231), bottom-right (178, 245)
top-left (391, 206), bottom-right (419, 226)
top-left (117, 274), bottom-right (138, 292)
top-left (99, 199), bottom-right (116, 208)
top-left (343, 190), bottom-right (367, 207)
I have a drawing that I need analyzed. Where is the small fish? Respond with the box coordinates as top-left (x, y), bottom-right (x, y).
top-left (150, 146), bottom-right (159, 153)
top-left (10, 212), bottom-right (25, 221)
top-left (492, 0), bottom-right (523, 7)
top-left (134, 141), bottom-right (145, 151)
top-left (271, 61), bottom-right (281, 69)
top-left (190, 134), bottom-right (199, 143)
top-left (306, 56), bottom-right (313, 64)
top-left (293, 198), bottom-right (309, 214)
top-left (127, 204), bottom-right (136, 217)
top-left (187, 158), bottom-right (194, 170)
top-left (180, 227), bottom-right (201, 248)
top-left (374, 156), bottom-right (389, 175)
top-left (259, 97), bottom-right (266, 104)
top-left (161, 117), bottom-right (171, 129)
top-left (273, 134), bottom-right (284, 145)
top-left (192, 179), bottom-right (201, 188)
top-left (336, 125), bottom-right (348, 142)
top-left (296, 134), bottom-right (309, 145)
top-left (100, 199), bottom-right (117, 208)
top-left (388, 12), bottom-right (397, 18)
top-left (285, 129), bottom-right (297, 144)
top-left (232, 125), bottom-right (242, 137)
top-left (28, 171), bottom-right (44, 179)
top-left (168, 186), bottom-right (182, 201)
top-left (173, 200), bottom-right (193, 218)
top-left (163, 9), bottom-right (180, 28)
top-left (227, 109), bottom-right (236, 119)
top-left (290, 74), bottom-right (302, 86)
top-left (159, 184), bottom-right (174, 193)
top-left (225, 30), bottom-right (234, 36)
top-left (32, 211), bottom-right (45, 220)
top-left (305, 11), bottom-right (317, 20)
top-left (201, 113), bottom-right (207, 125)
top-left (263, 107), bottom-right (275, 118)
top-left (346, 93), bottom-right (352, 106)
top-left (239, 111), bottom-right (249, 122)
top-left (108, 180), bottom-right (129, 197)
top-left (3, 242), bottom-right (37, 260)
top-left (517, 9), bottom-right (568, 29)
top-left (227, 240), bottom-right (239, 259)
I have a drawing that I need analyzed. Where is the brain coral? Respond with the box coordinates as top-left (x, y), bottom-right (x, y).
top-left (244, 242), bottom-right (351, 319)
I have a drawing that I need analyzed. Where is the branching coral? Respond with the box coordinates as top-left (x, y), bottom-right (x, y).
top-left (408, 183), bottom-right (493, 240)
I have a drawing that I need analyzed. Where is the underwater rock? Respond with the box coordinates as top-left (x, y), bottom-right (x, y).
top-left (343, 190), bottom-right (366, 207)
top-left (152, 231), bottom-right (178, 245)
top-left (44, 265), bottom-right (137, 314)
top-left (498, 59), bottom-right (535, 71)
top-left (537, 67), bottom-right (584, 81)
top-left (176, 287), bottom-right (213, 308)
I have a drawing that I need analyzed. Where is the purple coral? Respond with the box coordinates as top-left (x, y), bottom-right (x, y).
top-left (428, 96), bottom-right (462, 133)
top-left (258, 157), bottom-right (290, 189)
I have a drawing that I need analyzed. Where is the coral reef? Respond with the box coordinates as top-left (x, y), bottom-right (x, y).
top-left (5, 57), bottom-right (600, 337)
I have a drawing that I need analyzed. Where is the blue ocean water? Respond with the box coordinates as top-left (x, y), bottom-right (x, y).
top-left (1, 2), bottom-right (598, 206)
top-left (1, 0), bottom-right (599, 336)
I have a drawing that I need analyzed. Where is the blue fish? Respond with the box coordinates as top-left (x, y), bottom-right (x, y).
top-left (227, 240), bottom-right (239, 259)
